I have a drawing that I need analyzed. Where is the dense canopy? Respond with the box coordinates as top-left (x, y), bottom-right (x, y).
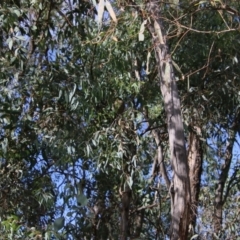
top-left (0, 0), bottom-right (240, 239)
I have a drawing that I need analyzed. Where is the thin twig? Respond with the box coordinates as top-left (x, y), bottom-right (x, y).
top-left (171, 29), bottom-right (190, 55)
top-left (169, 21), bottom-right (237, 34)
top-left (202, 41), bottom-right (215, 79)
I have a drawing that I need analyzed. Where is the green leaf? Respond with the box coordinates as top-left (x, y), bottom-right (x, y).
top-left (190, 234), bottom-right (199, 240)
top-left (15, 36), bottom-right (26, 41)
top-left (39, 2), bottom-right (43, 10)
top-left (105, 0), bottom-right (117, 23)
top-left (13, 9), bottom-right (21, 17)
top-left (57, 89), bottom-right (63, 100)
top-left (69, 83), bottom-right (76, 103)
top-left (169, 0), bottom-right (179, 8)
top-left (146, 51), bottom-right (151, 74)
top-left (139, 33), bottom-right (144, 42)
top-left (77, 194), bottom-right (88, 206)
top-left (8, 38), bottom-right (13, 50)
top-left (91, 0), bottom-right (97, 7)
top-left (139, 20), bottom-right (147, 41)
top-left (127, 176), bottom-right (133, 189)
top-left (54, 217), bottom-right (65, 231)
top-left (97, 0), bottom-right (104, 27)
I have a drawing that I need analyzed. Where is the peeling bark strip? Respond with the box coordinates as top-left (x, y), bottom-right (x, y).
top-left (146, 1), bottom-right (191, 239)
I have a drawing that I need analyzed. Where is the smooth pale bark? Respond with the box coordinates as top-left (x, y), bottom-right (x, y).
top-left (188, 127), bottom-right (203, 232)
top-left (146, 1), bottom-right (191, 239)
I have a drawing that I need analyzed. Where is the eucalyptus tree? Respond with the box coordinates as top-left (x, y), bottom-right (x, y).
top-left (169, 2), bottom-right (240, 237)
top-left (1, 0), bottom-right (240, 240)
top-left (0, 0), bottom-right (162, 239)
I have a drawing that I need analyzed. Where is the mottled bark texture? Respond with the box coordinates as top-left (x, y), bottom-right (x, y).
top-left (188, 127), bottom-right (203, 232)
top-left (146, 1), bottom-right (191, 239)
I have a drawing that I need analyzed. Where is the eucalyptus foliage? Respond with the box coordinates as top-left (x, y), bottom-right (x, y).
top-left (0, 0), bottom-right (240, 239)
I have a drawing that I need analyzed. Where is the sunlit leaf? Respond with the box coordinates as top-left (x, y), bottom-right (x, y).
top-left (139, 20), bottom-right (147, 41)
top-left (105, 0), bottom-right (117, 23)
top-left (97, 0), bottom-right (105, 27)
top-left (190, 234), bottom-right (199, 240)
top-left (8, 38), bottom-right (13, 50)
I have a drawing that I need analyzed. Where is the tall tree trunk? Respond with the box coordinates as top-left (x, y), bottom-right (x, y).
top-left (213, 128), bottom-right (235, 235)
top-left (188, 126), bottom-right (203, 233)
top-left (146, 1), bottom-right (191, 239)
top-left (119, 121), bottom-right (135, 239)
top-left (120, 187), bottom-right (131, 240)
